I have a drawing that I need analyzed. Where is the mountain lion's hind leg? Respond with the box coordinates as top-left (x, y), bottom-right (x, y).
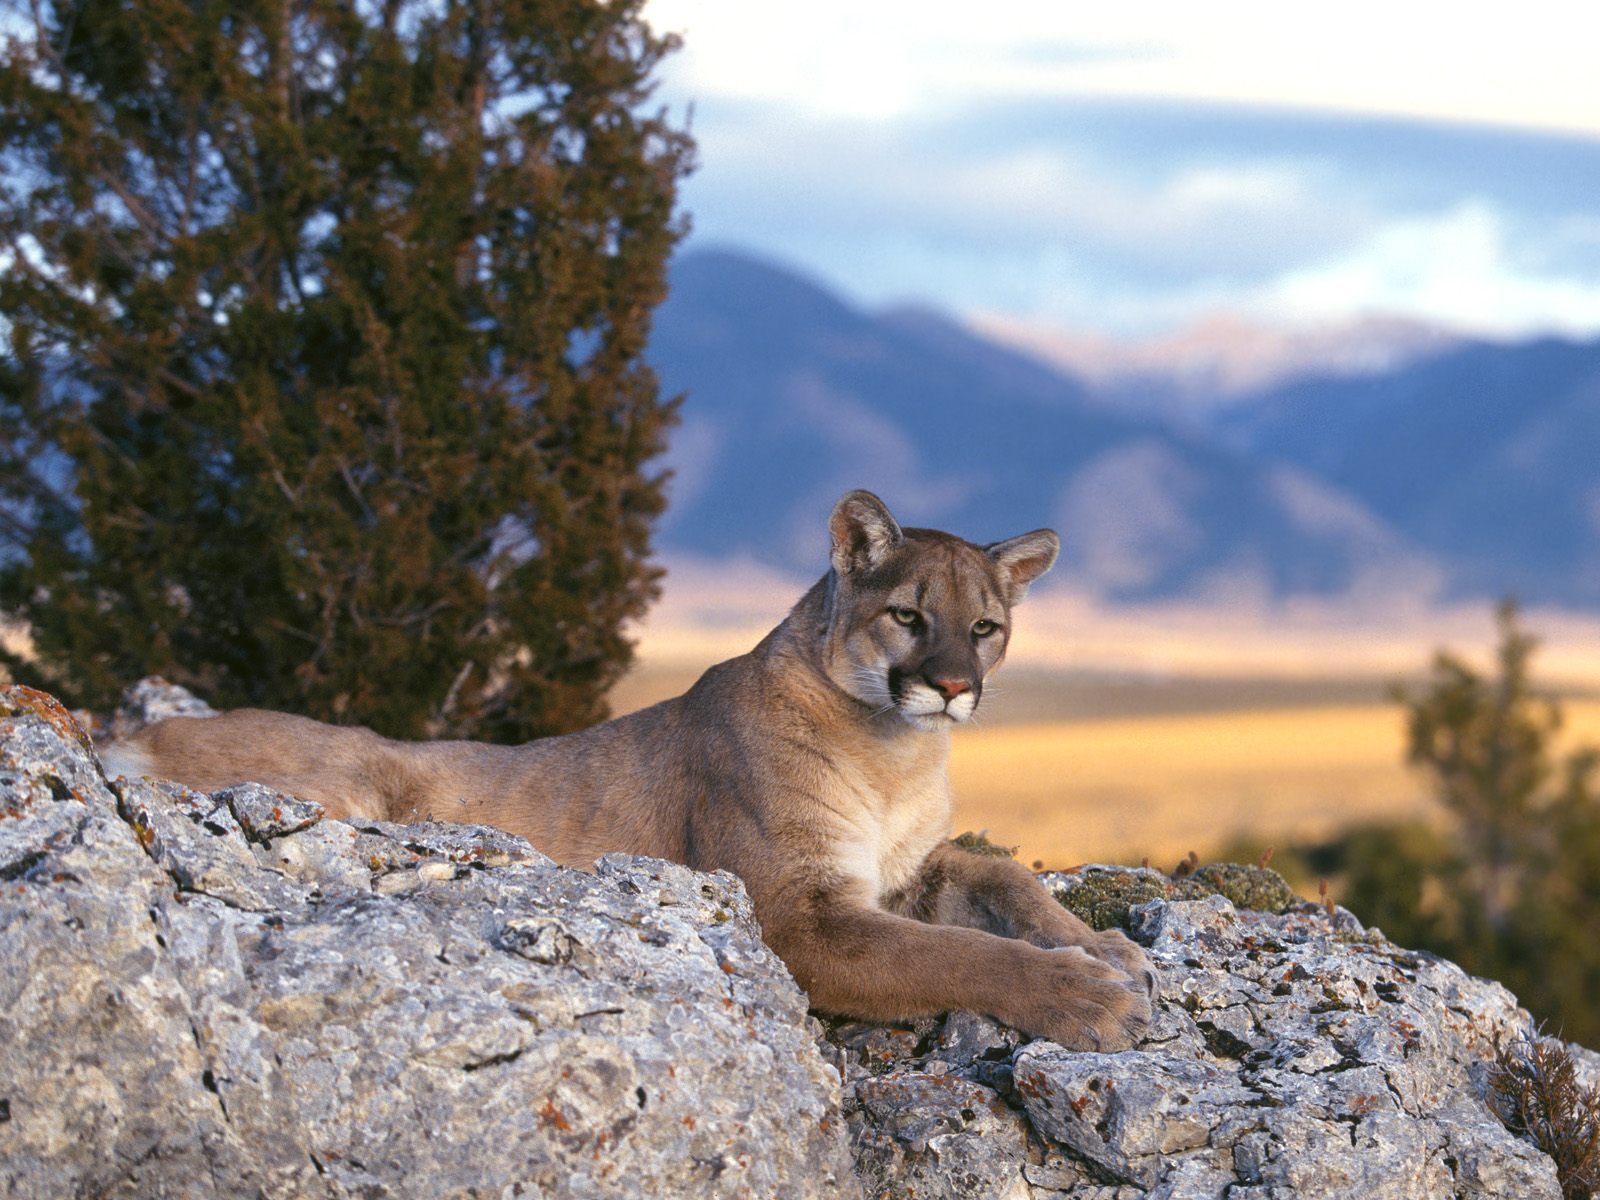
top-left (892, 841), bottom-right (1159, 998)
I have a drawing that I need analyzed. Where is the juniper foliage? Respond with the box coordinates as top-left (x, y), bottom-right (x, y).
top-left (0, 0), bottom-right (692, 739)
top-left (1489, 1032), bottom-right (1600, 1200)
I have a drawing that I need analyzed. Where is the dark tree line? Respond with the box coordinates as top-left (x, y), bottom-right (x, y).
top-left (0, 0), bottom-right (693, 740)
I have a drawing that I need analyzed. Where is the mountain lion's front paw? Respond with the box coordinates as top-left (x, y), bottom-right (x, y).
top-left (1088, 929), bottom-right (1159, 999)
top-left (1008, 945), bottom-right (1152, 1052)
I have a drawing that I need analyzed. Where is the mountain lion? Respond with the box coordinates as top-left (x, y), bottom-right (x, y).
top-left (105, 490), bottom-right (1154, 1050)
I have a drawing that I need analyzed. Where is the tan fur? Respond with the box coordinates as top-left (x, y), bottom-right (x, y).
top-left (112, 491), bottom-right (1153, 1050)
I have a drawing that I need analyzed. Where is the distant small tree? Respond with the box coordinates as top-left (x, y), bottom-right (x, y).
top-left (1395, 600), bottom-right (1566, 945)
top-left (0, 0), bottom-right (692, 740)
top-left (1345, 601), bottom-right (1600, 1044)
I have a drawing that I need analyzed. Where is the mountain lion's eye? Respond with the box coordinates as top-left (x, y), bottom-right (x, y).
top-left (972, 619), bottom-right (998, 638)
top-left (890, 607), bottom-right (921, 627)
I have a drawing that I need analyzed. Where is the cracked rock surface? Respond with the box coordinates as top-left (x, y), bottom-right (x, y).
top-left (0, 682), bottom-right (1581, 1199)
top-left (0, 688), bottom-right (854, 1199)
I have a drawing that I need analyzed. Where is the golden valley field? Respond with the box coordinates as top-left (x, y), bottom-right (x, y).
top-left (946, 698), bottom-right (1600, 870)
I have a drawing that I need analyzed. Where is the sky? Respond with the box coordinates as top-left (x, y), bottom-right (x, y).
top-left (643, 0), bottom-right (1600, 340)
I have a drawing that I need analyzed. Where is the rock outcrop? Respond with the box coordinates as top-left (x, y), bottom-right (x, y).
top-left (833, 879), bottom-right (1565, 1199)
top-left (0, 686), bottom-right (853, 1199)
top-left (0, 681), bottom-right (1585, 1198)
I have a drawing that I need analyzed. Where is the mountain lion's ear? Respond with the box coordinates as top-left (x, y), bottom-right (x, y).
top-left (829, 490), bottom-right (904, 575)
top-left (986, 529), bottom-right (1060, 602)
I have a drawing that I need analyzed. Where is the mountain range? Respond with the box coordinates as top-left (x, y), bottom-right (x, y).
top-left (1219, 337), bottom-right (1600, 607)
top-left (648, 247), bottom-right (1600, 610)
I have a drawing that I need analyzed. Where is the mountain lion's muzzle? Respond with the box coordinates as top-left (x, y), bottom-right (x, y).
top-left (889, 655), bottom-right (982, 723)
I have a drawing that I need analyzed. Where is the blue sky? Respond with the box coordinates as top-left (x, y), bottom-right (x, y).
top-left (645, 1), bottom-right (1600, 339)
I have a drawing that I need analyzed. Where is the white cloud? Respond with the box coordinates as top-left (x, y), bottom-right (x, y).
top-left (648, 0), bottom-right (1600, 136)
top-left (1264, 203), bottom-right (1600, 337)
top-left (686, 118), bottom-right (1370, 286)
top-left (948, 152), bottom-right (1307, 234)
top-left (973, 203), bottom-right (1600, 339)
top-left (940, 156), bottom-right (1352, 272)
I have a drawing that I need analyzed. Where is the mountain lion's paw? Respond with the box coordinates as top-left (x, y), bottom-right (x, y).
top-left (1012, 945), bottom-right (1153, 1052)
top-left (1088, 929), bottom-right (1160, 1000)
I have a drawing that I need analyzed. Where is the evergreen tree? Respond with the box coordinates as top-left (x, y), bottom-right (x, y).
top-left (1394, 599), bottom-right (1562, 946)
top-left (0, 0), bottom-right (692, 740)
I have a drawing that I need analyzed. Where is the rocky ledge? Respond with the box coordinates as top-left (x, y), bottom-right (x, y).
top-left (0, 682), bottom-right (1589, 1199)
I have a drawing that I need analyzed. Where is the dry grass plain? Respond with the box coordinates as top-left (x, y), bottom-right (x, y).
top-left (947, 697), bottom-right (1600, 870)
top-left (613, 569), bottom-right (1600, 873)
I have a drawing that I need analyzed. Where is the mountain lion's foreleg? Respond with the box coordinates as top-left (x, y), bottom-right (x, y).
top-left (892, 842), bottom-right (1158, 996)
top-left (761, 885), bottom-right (1151, 1051)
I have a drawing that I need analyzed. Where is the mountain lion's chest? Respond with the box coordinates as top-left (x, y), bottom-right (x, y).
top-left (828, 755), bottom-right (952, 905)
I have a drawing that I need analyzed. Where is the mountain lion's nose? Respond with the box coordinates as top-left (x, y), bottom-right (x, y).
top-left (930, 676), bottom-right (972, 700)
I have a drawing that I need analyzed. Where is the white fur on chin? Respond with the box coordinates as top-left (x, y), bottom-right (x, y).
top-left (898, 682), bottom-right (977, 730)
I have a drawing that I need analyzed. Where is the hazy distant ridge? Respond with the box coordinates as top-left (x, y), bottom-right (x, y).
top-left (648, 248), bottom-right (1438, 604)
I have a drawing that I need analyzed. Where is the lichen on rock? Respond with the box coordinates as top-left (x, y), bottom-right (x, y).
top-left (1051, 865), bottom-right (1176, 930)
top-left (0, 683), bottom-right (96, 755)
top-left (1183, 861), bottom-right (1301, 915)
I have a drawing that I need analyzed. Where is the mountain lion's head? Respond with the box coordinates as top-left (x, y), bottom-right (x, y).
top-left (820, 490), bottom-right (1059, 732)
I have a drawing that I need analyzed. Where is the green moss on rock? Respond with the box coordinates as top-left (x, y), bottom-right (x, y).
top-left (950, 831), bottom-right (1018, 859)
top-left (1055, 869), bottom-right (1172, 931)
top-left (1184, 863), bottom-right (1298, 916)
top-left (1051, 862), bottom-right (1301, 931)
